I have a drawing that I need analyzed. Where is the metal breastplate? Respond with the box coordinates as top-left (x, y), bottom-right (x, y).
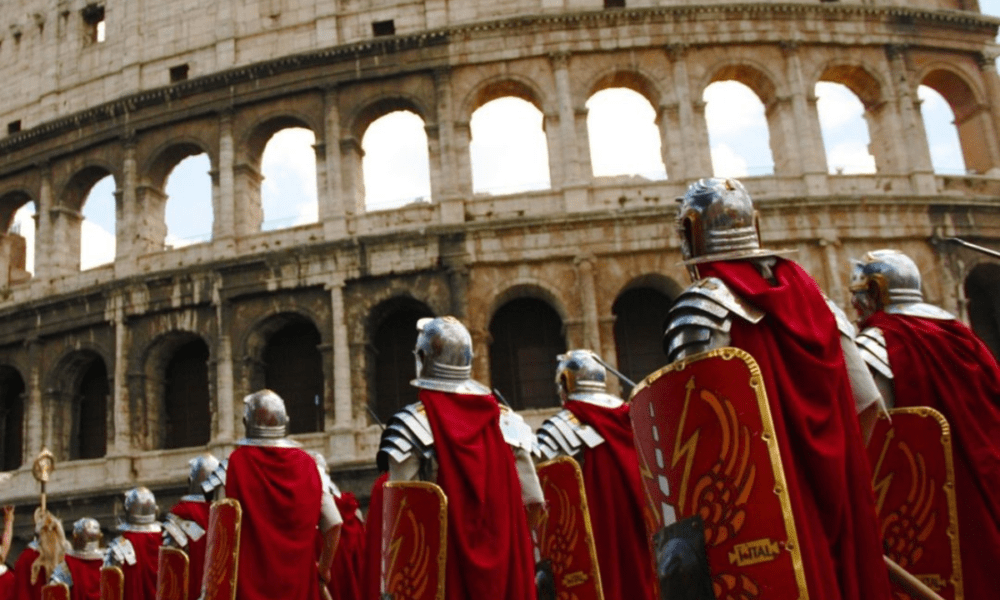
top-left (105, 537), bottom-right (137, 568)
top-left (856, 327), bottom-right (894, 381)
top-left (377, 401), bottom-right (536, 480)
top-left (534, 409), bottom-right (605, 462)
top-left (663, 277), bottom-right (765, 363)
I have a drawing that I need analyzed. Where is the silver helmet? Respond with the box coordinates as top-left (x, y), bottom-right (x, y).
top-left (119, 487), bottom-right (160, 533)
top-left (70, 518), bottom-right (103, 558)
top-left (849, 249), bottom-right (952, 322)
top-left (411, 316), bottom-right (490, 395)
top-left (187, 453), bottom-right (220, 497)
top-left (676, 178), bottom-right (788, 269)
top-left (555, 350), bottom-right (622, 408)
top-left (242, 389), bottom-right (289, 439)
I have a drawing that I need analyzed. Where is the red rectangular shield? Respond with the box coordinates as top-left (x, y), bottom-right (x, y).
top-left (41, 583), bottom-right (69, 600)
top-left (100, 566), bottom-right (124, 600)
top-left (867, 407), bottom-right (962, 600)
top-left (200, 498), bottom-right (242, 600)
top-left (629, 347), bottom-right (809, 599)
top-left (536, 456), bottom-right (604, 600)
top-left (381, 481), bottom-right (447, 600)
top-left (157, 546), bottom-right (190, 600)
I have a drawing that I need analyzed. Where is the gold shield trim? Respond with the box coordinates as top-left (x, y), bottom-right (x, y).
top-left (630, 346), bottom-right (809, 600)
top-left (100, 566), bottom-right (124, 600)
top-left (41, 582), bottom-right (69, 600)
top-left (201, 498), bottom-right (242, 600)
top-left (382, 481), bottom-right (447, 600)
top-left (156, 545), bottom-right (191, 600)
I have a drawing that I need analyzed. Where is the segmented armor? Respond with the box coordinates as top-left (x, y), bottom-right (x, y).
top-left (535, 410), bottom-right (605, 461)
top-left (662, 277), bottom-right (765, 363)
top-left (162, 509), bottom-right (206, 549)
top-left (104, 537), bottom-right (137, 568)
top-left (50, 562), bottom-right (72, 586)
top-left (200, 459), bottom-right (229, 496)
top-left (855, 327), bottom-right (893, 381)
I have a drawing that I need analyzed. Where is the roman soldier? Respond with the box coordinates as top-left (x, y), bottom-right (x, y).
top-left (377, 316), bottom-right (543, 600)
top-left (162, 454), bottom-right (217, 600)
top-left (310, 452), bottom-right (365, 600)
top-left (50, 518), bottom-right (104, 600)
top-left (14, 509), bottom-right (69, 600)
top-left (851, 249), bottom-right (1000, 598)
top-left (654, 178), bottom-right (891, 599)
top-left (104, 487), bottom-right (162, 600)
top-left (535, 349), bottom-right (654, 600)
top-left (219, 390), bottom-right (342, 600)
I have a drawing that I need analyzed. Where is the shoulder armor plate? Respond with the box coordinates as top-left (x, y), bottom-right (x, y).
top-left (200, 458), bottom-right (228, 496)
top-left (535, 409), bottom-right (605, 462)
top-left (377, 402), bottom-right (436, 470)
top-left (51, 562), bottom-right (72, 586)
top-left (663, 278), bottom-right (764, 363)
top-left (499, 405), bottom-right (535, 453)
top-left (826, 299), bottom-right (857, 339)
top-left (105, 537), bottom-right (136, 567)
top-left (161, 516), bottom-right (188, 549)
top-left (886, 302), bottom-right (955, 321)
top-left (856, 327), bottom-right (894, 380)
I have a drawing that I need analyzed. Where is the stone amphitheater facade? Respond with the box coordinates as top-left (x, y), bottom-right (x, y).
top-left (1, 0), bottom-right (999, 546)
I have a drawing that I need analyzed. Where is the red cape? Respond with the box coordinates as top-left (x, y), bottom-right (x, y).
top-left (13, 547), bottom-right (45, 600)
top-left (226, 445), bottom-right (322, 600)
top-left (700, 259), bottom-right (891, 600)
top-left (419, 389), bottom-right (536, 600)
top-left (120, 531), bottom-right (161, 600)
top-left (169, 499), bottom-right (210, 600)
top-left (64, 555), bottom-right (101, 600)
top-left (564, 400), bottom-right (654, 600)
top-left (330, 493), bottom-right (365, 600)
top-left (0, 566), bottom-right (14, 600)
top-left (361, 473), bottom-right (387, 600)
top-left (864, 311), bottom-right (1000, 597)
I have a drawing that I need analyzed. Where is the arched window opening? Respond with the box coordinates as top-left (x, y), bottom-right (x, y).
top-left (815, 82), bottom-right (876, 175)
top-left (0, 366), bottom-right (25, 471)
top-left (918, 85), bottom-right (966, 175)
top-left (966, 263), bottom-right (1000, 361)
top-left (471, 98), bottom-right (551, 195)
top-left (586, 88), bottom-right (667, 180)
top-left (72, 358), bottom-right (108, 460)
top-left (165, 154), bottom-right (213, 248)
top-left (371, 300), bottom-right (435, 424)
top-left (613, 287), bottom-right (675, 396)
top-left (362, 111), bottom-right (431, 212)
top-left (164, 338), bottom-right (211, 449)
top-left (81, 174), bottom-right (116, 270)
top-left (703, 81), bottom-right (774, 178)
top-left (8, 202), bottom-right (34, 278)
top-left (489, 298), bottom-right (566, 410)
top-left (261, 128), bottom-right (318, 230)
top-left (263, 321), bottom-right (324, 434)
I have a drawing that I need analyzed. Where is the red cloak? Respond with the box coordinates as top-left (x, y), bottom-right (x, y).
top-left (699, 259), bottom-right (891, 600)
top-left (63, 555), bottom-right (101, 600)
top-left (328, 493), bottom-right (365, 600)
top-left (225, 445), bottom-right (322, 600)
top-left (419, 389), bottom-right (536, 600)
top-left (864, 311), bottom-right (1000, 598)
top-left (13, 547), bottom-right (45, 600)
top-left (0, 566), bottom-right (13, 600)
top-left (563, 400), bottom-right (654, 600)
top-left (169, 499), bottom-right (210, 600)
top-left (361, 473), bottom-right (387, 600)
top-left (120, 531), bottom-right (161, 600)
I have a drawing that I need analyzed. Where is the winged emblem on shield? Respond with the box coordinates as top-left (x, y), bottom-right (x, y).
top-left (629, 348), bottom-right (808, 600)
top-left (867, 408), bottom-right (963, 600)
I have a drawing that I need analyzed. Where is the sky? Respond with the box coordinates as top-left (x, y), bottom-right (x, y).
top-left (11, 5), bottom-right (996, 273)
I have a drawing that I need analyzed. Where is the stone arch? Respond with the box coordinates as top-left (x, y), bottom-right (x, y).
top-left (918, 65), bottom-right (993, 174)
top-left (816, 63), bottom-right (886, 109)
top-left (0, 189), bottom-right (35, 233)
top-left (242, 311), bottom-right (327, 434)
top-left (0, 364), bottom-right (26, 471)
top-left (141, 330), bottom-right (213, 450)
top-left (46, 347), bottom-right (112, 461)
top-left (612, 274), bottom-right (684, 392)
top-left (58, 163), bottom-right (118, 212)
top-left (701, 61), bottom-right (780, 177)
top-left (486, 280), bottom-right (571, 326)
top-left (349, 95), bottom-right (430, 142)
top-left (585, 68), bottom-right (664, 110)
top-left (245, 114), bottom-right (317, 164)
top-left (461, 76), bottom-right (550, 120)
top-left (966, 262), bottom-right (1000, 360)
top-left (143, 138), bottom-right (214, 190)
top-left (366, 295), bottom-right (435, 424)
top-left (703, 61), bottom-right (780, 107)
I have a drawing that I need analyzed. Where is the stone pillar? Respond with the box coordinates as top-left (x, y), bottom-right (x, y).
top-left (24, 338), bottom-right (43, 462)
top-left (885, 45), bottom-right (936, 194)
top-left (232, 163), bottom-right (263, 238)
top-left (976, 52), bottom-right (1000, 173)
top-left (575, 254), bottom-right (601, 352)
top-left (339, 137), bottom-right (365, 218)
top-left (453, 121), bottom-right (474, 198)
top-left (781, 42), bottom-right (828, 194)
top-left (597, 315), bottom-right (622, 397)
top-left (110, 292), bottom-right (130, 454)
top-left (322, 87), bottom-right (348, 238)
top-left (134, 185), bottom-right (168, 254)
top-left (115, 139), bottom-right (138, 277)
top-left (470, 327), bottom-right (491, 388)
top-left (215, 112), bottom-right (236, 249)
top-left (433, 69), bottom-right (465, 223)
top-left (864, 100), bottom-right (909, 175)
top-left (668, 45), bottom-right (713, 181)
top-left (47, 207), bottom-right (83, 277)
top-left (328, 281), bottom-right (356, 462)
top-left (551, 52), bottom-right (582, 185)
top-left (819, 239), bottom-right (847, 309)
top-left (765, 96), bottom-right (801, 178)
top-left (658, 103), bottom-right (684, 181)
top-left (213, 285), bottom-right (235, 444)
top-left (34, 165), bottom-right (54, 279)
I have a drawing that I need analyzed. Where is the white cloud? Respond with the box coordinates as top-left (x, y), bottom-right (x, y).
top-left (362, 111), bottom-right (433, 211)
top-left (12, 204), bottom-right (35, 275)
top-left (261, 128), bottom-right (319, 228)
top-left (703, 81), bottom-right (768, 137)
top-left (826, 142), bottom-right (876, 175)
top-left (587, 89), bottom-right (667, 179)
top-left (80, 219), bottom-right (115, 270)
top-left (711, 143), bottom-right (750, 178)
top-left (815, 82), bottom-right (865, 130)
top-left (470, 98), bottom-right (551, 195)
top-left (918, 85), bottom-right (966, 174)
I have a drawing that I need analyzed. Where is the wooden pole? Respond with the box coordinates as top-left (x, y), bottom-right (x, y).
top-left (884, 556), bottom-right (946, 600)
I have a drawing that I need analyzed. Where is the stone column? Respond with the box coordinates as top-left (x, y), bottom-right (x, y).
top-left (977, 52), bottom-right (1000, 170)
top-left (339, 137), bottom-right (365, 219)
top-left (213, 283), bottom-right (235, 443)
top-left (24, 338), bottom-right (44, 462)
top-left (453, 121), bottom-right (474, 198)
top-left (322, 87), bottom-right (348, 238)
top-left (110, 291), bottom-right (130, 454)
top-left (885, 45), bottom-right (936, 194)
top-left (864, 100), bottom-right (909, 175)
top-left (658, 103), bottom-right (684, 181)
top-left (47, 207), bottom-right (83, 277)
top-left (575, 254), bottom-right (601, 352)
top-left (232, 163), bottom-right (263, 238)
top-left (765, 95), bottom-right (801, 178)
top-left (115, 139), bottom-right (138, 277)
top-left (597, 315), bottom-right (622, 397)
top-left (551, 52), bottom-right (582, 185)
top-left (668, 45), bottom-right (713, 181)
top-left (215, 112), bottom-right (237, 253)
top-left (781, 42), bottom-right (828, 194)
top-left (433, 69), bottom-right (465, 223)
top-left (133, 185), bottom-right (168, 253)
top-left (328, 281), bottom-right (356, 461)
top-left (470, 327), bottom-right (492, 388)
top-left (33, 164), bottom-right (53, 279)
top-left (819, 238), bottom-right (847, 308)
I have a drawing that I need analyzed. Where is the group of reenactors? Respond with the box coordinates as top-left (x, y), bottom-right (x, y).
top-left (1, 177), bottom-right (998, 600)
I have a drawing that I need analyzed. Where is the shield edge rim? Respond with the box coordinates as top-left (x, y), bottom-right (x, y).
top-left (629, 346), bottom-right (810, 600)
top-left (536, 455), bottom-right (606, 600)
top-left (383, 480), bottom-right (448, 600)
top-left (101, 565), bottom-right (125, 600)
top-left (882, 406), bottom-right (963, 600)
top-left (157, 546), bottom-right (190, 600)
top-left (41, 582), bottom-right (69, 600)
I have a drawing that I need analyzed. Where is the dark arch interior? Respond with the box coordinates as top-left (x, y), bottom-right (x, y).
top-left (73, 358), bottom-right (109, 460)
top-left (966, 263), bottom-right (1000, 361)
top-left (0, 367), bottom-right (25, 470)
top-left (264, 320), bottom-right (324, 435)
top-left (164, 338), bottom-right (211, 448)
top-left (613, 287), bottom-right (675, 396)
top-left (371, 300), bottom-right (435, 424)
top-left (489, 297), bottom-right (566, 410)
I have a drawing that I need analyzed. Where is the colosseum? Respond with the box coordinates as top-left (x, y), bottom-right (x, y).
top-left (0, 0), bottom-right (999, 553)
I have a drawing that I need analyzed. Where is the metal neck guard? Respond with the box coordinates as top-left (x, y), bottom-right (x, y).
top-left (411, 376), bottom-right (491, 396)
top-left (885, 302), bottom-right (954, 321)
top-left (234, 436), bottom-right (301, 448)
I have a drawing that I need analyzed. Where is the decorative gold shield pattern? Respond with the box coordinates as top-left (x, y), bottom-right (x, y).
top-left (41, 583), bottom-right (69, 600)
top-left (100, 566), bottom-right (124, 600)
top-left (381, 481), bottom-right (447, 600)
top-left (156, 546), bottom-right (191, 600)
top-left (536, 456), bottom-right (604, 600)
top-left (201, 498), bottom-right (242, 600)
top-left (629, 347), bottom-right (808, 600)
top-left (867, 408), bottom-right (963, 600)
